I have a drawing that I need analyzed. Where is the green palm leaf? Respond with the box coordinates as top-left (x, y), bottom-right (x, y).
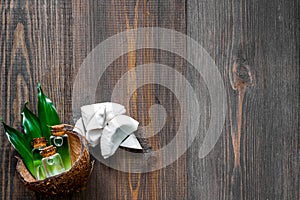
top-left (2, 122), bottom-right (31, 151)
top-left (2, 122), bottom-right (34, 176)
top-left (37, 83), bottom-right (60, 142)
top-left (21, 102), bottom-right (42, 142)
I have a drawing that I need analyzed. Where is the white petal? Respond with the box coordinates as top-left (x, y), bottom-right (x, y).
top-left (86, 129), bottom-right (103, 147)
top-left (81, 102), bottom-right (126, 130)
top-left (86, 105), bottom-right (106, 131)
top-left (103, 102), bottom-right (126, 124)
top-left (73, 118), bottom-right (86, 136)
top-left (95, 106), bottom-right (106, 127)
top-left (101, 115), bottom-right (139, 159)
top-left (120, 134), bottom-right (142, 149)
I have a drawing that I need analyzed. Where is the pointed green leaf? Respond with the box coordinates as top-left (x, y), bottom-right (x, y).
top-left (22, 102), bottom-right (42, 141)
top-left (6, 134), bottom-right (34, 176)
top-left (2, 122), bottom-right (35, 176)
top-left (2, 122), bottom-right (31, 151)
top-left (37, 83), bottom-right (60, 141)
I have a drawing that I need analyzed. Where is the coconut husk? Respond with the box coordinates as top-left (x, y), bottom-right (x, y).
top-left (16, 127), bottom-right (94, 196)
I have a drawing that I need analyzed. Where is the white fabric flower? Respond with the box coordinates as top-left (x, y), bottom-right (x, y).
top-left (74, 102), bottom-right (142, 159)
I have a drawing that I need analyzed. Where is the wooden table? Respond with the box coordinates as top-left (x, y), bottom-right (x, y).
top-left (0, 0), bottom-right (298, 199)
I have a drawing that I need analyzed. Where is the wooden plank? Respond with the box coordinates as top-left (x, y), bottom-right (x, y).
top-left (187, 0), bottom-right (299, 199)
top-left (0, 0), bottom-right (73, 199)
top-left (0, 0), bottom-right (187, 199)
top-left (71, 0), bottom-right (186, 199)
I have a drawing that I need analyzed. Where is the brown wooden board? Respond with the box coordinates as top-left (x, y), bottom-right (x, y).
top-left (0, 0), bottom-right (299, 199)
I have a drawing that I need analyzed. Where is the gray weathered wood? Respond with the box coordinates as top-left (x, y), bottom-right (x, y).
top-left (187, 0), bottom-right (299, 199)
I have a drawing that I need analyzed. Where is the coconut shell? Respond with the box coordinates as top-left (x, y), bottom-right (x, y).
top-left (16, 128), bottom-right (94, 196)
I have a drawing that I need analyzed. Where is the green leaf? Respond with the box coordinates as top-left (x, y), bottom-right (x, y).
top-left (7, 135), bottom-right (34, 176)
top-left (21, 102), bottom-right (42, 141)
top-left (2, 122), bottom-right (31, 151)
top-left (37, 83), bottom-right (60, 142)
top-left (2, 122), bottom-right (35, 176)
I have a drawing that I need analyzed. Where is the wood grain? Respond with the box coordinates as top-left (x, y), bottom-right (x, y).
top-left (187, 0), bottom-right (299, 199)
top-left (0, 0), bottom-right (73, 199)
top-left (0, 0), bottom-right (299, 199)
top-left (71, 0), bottom-right (186, 199)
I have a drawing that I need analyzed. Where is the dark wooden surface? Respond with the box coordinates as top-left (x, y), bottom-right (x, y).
top-left (0, 0), bottom-right (299, 199)
top-left (187, 0), bottom-right (299, 199)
